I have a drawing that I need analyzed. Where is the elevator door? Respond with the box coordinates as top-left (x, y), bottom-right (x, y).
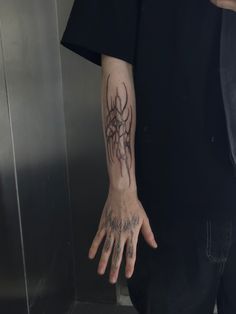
top-left (0, 1), bottom-right (74, 313)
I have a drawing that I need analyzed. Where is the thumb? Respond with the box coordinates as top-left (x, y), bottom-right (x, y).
top-left (141, 216), bottom-right (158, 248)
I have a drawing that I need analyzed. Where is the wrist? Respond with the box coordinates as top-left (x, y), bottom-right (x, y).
top-left (108, 183), bottom-right (137, 195)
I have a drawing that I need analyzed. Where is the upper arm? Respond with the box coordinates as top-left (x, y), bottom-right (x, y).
top-left (60, 0), bottom-right (140, 67)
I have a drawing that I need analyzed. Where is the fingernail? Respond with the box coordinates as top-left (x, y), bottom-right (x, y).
top-left (153, 242), bottom-right (158, 248)
top-left (110, 277), bottom-right (116, 284)
top-left (98, 267), bottom-right (104, 275)
top-left (98, 270), bottom-right (104, 275)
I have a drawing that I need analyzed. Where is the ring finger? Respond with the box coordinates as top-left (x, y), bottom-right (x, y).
top-left (110, 235), bottom-right (125, 284)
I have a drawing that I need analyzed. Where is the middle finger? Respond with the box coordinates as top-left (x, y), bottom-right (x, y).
top-left (110, 235), bottom-right (125, 284)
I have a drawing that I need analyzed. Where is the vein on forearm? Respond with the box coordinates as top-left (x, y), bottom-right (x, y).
top-left (104, 73), bottom-right (134, 187)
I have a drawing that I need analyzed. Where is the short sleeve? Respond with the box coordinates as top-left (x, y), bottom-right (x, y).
top-left (60, 0), bottom-right (140, 66)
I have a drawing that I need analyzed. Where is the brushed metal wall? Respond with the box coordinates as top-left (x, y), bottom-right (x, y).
top-left (0, 1), bottom-right (75, 313)
top-left (0, 21), bottom-right (28, 314)
top-left (57, 0), bottom-right (117, 303)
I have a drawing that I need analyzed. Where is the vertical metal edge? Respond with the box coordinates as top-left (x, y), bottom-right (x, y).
top-left (0, 17), bottom-right (30, 314)
top-left (54, 0), bottom-right (78, 301)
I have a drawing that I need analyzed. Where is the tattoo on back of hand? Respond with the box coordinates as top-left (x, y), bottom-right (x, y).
top-left (104, 74), bottom-right (133, 186)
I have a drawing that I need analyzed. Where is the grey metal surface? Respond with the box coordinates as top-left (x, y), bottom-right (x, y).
top-left (0, 0), bottom-right (75, 313)
top-left (0, 19), bottom-right (28, 314)
top-left (57, 0), bottom-right (117, 304)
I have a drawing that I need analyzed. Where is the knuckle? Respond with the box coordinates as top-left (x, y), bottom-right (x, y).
top-left (112, 253), bottom-right (121, 265)
top-left (99, 261), bottom-right (108, 271)
top-left (126, 244), bottom-right (135, 259)
top-left (97, 228), bottom-right (105, 238)
top-left (112, 246), bottom-right (122, 266)
top-left (93, 236), bottom-right (100, 245)
top-left (111, 262), bottom-right (120, 273)
top-left (103, 237), bottom-right (113, 253)
top-left (98, 261), bottom-right (106, 269)
top-left (127, 253), bottom-right (136, 263)
top-left (145, 220), bottom-right (151, 228)
top-left (148, 234), bottom-right (155, 242)
top-left (93, 237), bottom-right (99, 244)
top-left (90, 242), bottom-right (97, 251)
top-left (103, 245), bottom-right (111, 254)
top-left (99, 256), bottom-right (107, 265)
top-left (146, 230), bottom-right (154, 238)
top-left (127, 261), bottom-right (135, 271)
top-left (126, 258), bottom-right (134, 266)
top-left (92, 238), bottom-right (100, 247)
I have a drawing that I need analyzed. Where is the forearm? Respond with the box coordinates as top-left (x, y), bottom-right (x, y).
top-left (101, 55), bottom-right (137, 192)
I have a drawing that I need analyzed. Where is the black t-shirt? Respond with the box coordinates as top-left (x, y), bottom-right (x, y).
top-left (61, 0), bottom-right (236, 223)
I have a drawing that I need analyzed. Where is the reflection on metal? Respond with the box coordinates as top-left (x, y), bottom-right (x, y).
top-left (0, 17), bottom-right (30, 314)
top-left (58, 0), bottom-right (117, 303)
top-left (0, 0), bottom-right (75, 313)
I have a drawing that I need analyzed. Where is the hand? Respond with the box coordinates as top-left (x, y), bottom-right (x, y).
top-left (210, 0), bottom-right (236, 12)
top-left (88, 187), bottom-right (158, 284)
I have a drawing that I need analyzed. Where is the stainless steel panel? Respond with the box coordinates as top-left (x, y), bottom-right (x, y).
top-left (0, 21), bottom-right (28, 314)
top-left (0, 0), bottom-right (75, 313)
top-left (57, 0), bottom-right (117, 303)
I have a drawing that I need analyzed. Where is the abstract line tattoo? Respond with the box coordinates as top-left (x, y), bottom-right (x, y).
top-left (100, 204), bottom-right (140, 269)
top-left (112, 238), bottom-right (121, 272)
top-left (104, 74), bottom-right (133, 187)
top-left (104, 232), bottom-right (112, 252)
top-left (126, 230), bottom-right (134, 259)
top-left (105, 210), bottom-right (139, 234)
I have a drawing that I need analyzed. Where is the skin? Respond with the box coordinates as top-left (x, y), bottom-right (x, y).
top-left (210, 0), bottom-right (236, 11)
top-left (104, 74), bottom-right (133, 187)
top-left (88, 55), bottom-right (158, 284)
top-left (87, 0), bottom-right (235, 286)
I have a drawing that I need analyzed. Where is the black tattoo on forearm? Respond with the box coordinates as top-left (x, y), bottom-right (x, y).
top-left (104, 74), bottom-right (133, 187)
